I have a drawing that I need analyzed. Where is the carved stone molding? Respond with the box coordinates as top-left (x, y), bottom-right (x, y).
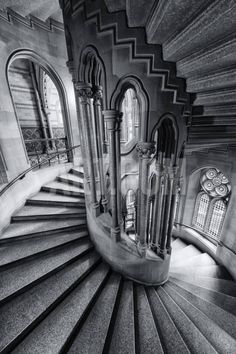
top-left (136, 142), bottom-right (156, 159)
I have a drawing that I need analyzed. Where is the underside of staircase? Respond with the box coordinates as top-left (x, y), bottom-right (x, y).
top-left (0, 167), bottom-right (235, 353)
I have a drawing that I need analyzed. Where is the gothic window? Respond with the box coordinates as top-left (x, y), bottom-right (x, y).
top-left (207, 199), bottom-right (226, 239)
top-left (192, 168), bottom-right (231, 242)
top-left (193, 193), bottom-right (210, 230)
top-left (125, 189), bottom-right (136, 234)
top-left (120, 88), bottom-right (139, 144)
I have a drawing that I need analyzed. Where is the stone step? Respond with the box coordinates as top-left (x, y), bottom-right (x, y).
top-left (171, 245), bottom-right (202, 265)
top-left (69, 168), bottom-right (84, 179)
top-left (186, 66), bottom-right (236, 93)
top-left (108, 280), bottom-right (136, 354)
top-left (146, 0), bottom-right (213, 45)
top-left (41, 181), bottom-right (85, 198)
top-left (177, 34), bottom-right (236, 79)
top-left (170, 274), bottom-right (236, 297)
top-left (158, 286), bottom-right (218, 354)
top-left (26, 191), bottom-right (85, 208)
top-left (0, 219), bottom-right (86, 242)
top-left (164, 283), bottom-right (236, 353)
top-left (163, 0), bottom-right (236, 62)
top-left (135, 285), bottom-right (164, 354)
top-left (193, 88), bottom-right (236, 107)
top-left (171, 238), bottom-right (189, 253)
top-left (170, 252), bottom-right (216, 269)
top-left (169, 277), bottom-right (236, 316)
top-left (67, 273), bottom-right (121, 353)
top-left (126, 0), bottom-right (155, 27)
top-left (0, 239), bottom-right (94, 304)
top-left (0, 252), bottom-right (101, 353)
top-left (56, 174), bottom-right (84, 189)
top-left (11, 263), bottom-right (109, 354)
top-left (170, 264), bottom-right (232, 280)
top-left (168, 281), bottom-right (236, 340)
top-left (146, 287), bottom-right (190, 354)
top-left (0, 230), bottom-right (88, 270)
top-left (13, 205), bottom-right (85, 218)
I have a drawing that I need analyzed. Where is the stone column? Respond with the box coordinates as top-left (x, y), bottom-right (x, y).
top-left (75, 82), bottom-right (99, 216)
top-left (115, 113), bottom-right (123, 224)
top-left (93, 85), bottom-right (108, 212)
top-left (150, 162), bottom-right (163, 248)
top-left (159, 165), bottom-right (176, 256)
top-left (67, 61), bottom-right (89, 180)
top-left (166, 167), bottom-right (179, 251)
top-left (103, 110), bottom-right (121, 241)
top-left (136, 142), bottom-right (155, 253)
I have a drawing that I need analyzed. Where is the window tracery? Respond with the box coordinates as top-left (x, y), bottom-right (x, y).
top-left (192, 168), bottom-right (230, 242)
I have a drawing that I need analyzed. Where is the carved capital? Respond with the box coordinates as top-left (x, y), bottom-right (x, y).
top-left (136, 142), bottom-right (155, 159)
top-left (93, 85), bottom-right (103, 104)
top-left (75, 82), bottom-right (93, 104)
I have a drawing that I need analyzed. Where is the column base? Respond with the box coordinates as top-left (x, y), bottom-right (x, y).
top-left (101, 198), bottom-right (108, 213)
top-left (158, 248), bottom-right (167, 259)
top-left (137, 242), bottom-right (147, 257)
top-left (91, 202), bottom-right (100, 217)
top-left (111, 227), bottom-right (121, 242)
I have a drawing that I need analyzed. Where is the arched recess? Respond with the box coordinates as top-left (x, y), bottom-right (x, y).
top-left (111, 75), bottom-right (149, 154)
top-left (78, 45), bottom-right (107, 108)
top-left (151, 113), bottom-right (179, 167)
top-left (6, 49), bottom-right (72, 166)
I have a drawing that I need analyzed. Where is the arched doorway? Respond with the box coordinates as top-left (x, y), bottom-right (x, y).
top-left (7, 50), bottom-right (71, 166)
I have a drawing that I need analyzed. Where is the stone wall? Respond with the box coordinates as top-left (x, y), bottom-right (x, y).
top-left (178, 146), bottom-right (236, 278)
top-left (0, 13), bottom-right (79, 182)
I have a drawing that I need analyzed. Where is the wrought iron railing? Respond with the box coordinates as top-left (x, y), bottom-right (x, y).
top-left (0, 144), bottom-right (80, 198)
top-left (25, 137), bottom-right (71, 166)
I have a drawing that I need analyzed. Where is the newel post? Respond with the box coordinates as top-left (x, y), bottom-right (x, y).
top-left (103, 110), bottom-right (122, 241)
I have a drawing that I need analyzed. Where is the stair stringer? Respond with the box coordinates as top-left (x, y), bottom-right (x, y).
top-left (86, 206), bottom-right (171, 286)
top-left (66, 0), bottom-right (190, 106)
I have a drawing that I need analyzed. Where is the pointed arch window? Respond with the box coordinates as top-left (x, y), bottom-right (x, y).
top-left (192, 168), bottom-right (231, 242)
top-left (120, 88), bottom-right (139, 144)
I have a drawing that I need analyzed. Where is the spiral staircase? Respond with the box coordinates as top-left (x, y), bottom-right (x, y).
top-left (0, 167), bottom-right (235, 354)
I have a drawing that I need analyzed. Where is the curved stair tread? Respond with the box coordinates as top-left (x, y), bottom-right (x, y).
top-left (0, 219), bottom-right (86, 240)
top-left (170, 264), bottom-right (232, 280)
top-left (42, 181), bottom-right (85, 194)
top-left (27, 191), bottom-right (85, 206)
top-left (0, 229), bottom-right (88, 269)
top-left (135, 285), bottom-right (164, 354)
top-left (0, 252), bottom-right (101, 353)
top-left (108, 280), bottom-right (136, 354)
top-left (171, 238), bottom-right (189, 252)
top-left (57, 173), bottom-right (84, 186)
top-left (11, 263), bottom-right (109, 354)
top-left (170, 244), bottom-right (202, 264)
top-left (157, 286), bottom-right (218, 354)
top-left (13, 205), bottom-right (85, 218)
top-left (170, 274), bottom-right (236, 297)
top-left (168, 280), bottom-right (236, 339)
top-left (67, 273), bottom-right (121, 354)
top-left (169, 277), bottom-right (236, 316)
top-left (170, 252), bottom-right (216, 268)
top-left (0, 239), bottom-right (93, 303)
top-left (164, 283), bottom-right (236, 353)
top-left (146, 287), bottom-right (190, 354)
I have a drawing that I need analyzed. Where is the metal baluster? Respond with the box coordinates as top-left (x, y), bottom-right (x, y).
top-left (34, 142), bottom-right (40, 166)
top-left (55, 139), bottom-right (60, 164)
top-left (65, 137), bottom-right (70, 162)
